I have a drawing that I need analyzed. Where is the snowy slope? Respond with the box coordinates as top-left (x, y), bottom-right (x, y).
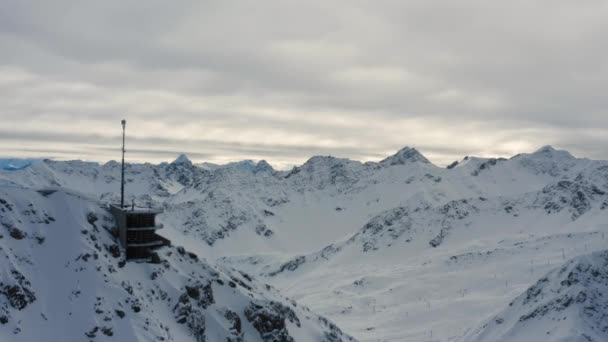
top-left (0, 186), bottom-right (354, 342)
top-left (262, 175), bottom-right (608, 275)
top-left (4, 145), bottom-right (594, 258)
top-left (228, 176), bottom-right (608, 340)
top-left (463, 250), bottom-right (608, 342)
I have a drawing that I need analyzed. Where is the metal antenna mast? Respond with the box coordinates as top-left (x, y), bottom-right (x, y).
top-left (121, 119), bottom-right (126, 208)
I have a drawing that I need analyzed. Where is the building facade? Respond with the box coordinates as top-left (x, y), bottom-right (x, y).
top-left (110, 205), bottom-right (170, 260)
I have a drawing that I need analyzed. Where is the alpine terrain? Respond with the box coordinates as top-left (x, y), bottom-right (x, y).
top-left (1, 145), bottom-right (607, 341)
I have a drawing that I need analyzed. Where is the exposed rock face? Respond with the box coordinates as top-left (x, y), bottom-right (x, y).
top-left (224, 309), bottom-right (243, 341)
top-left (471, 158), bottom-right (507, 176)
top-left (173, 281), bottom-right (216, 339)
top-left (244, 300), bottom-right (300, 342)
top-left (534, 178), bottom-right (608, 220)
top-left (254, 160), bottom-right (274, 174)
top-left (379, 147), bottom-right (431, 166)
top-left (0, 269), bottom-right (36, 311)
top-left (446, 160), bottom-right (459, 169)
top-left (359, 207), bottom-right (411, 252)
top-left (268, 256), bottom-right (307, 277)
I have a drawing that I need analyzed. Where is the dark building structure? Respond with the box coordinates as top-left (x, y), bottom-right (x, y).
top-left (109, 119), bottom-right (170, 261)
top-left (110, 205), bottom-right (170, 260)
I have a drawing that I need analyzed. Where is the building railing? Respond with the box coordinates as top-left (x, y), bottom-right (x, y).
top-left (109, 204), bottom-right (164, 214)
top-left (127, 224), bottom-right (164, 231)
top-left (127, 235), bottom-right (171, 248)
top-left (128, 240), bottom-right (165, 248)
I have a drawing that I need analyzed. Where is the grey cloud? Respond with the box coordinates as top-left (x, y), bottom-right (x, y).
top-left (0, 127), bottom-right (388, 168)
top-left (0, 0), bottom-right (606, 166)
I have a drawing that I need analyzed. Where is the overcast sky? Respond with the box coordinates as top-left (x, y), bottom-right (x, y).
top-left (1, 1), bottom-right (607, 168)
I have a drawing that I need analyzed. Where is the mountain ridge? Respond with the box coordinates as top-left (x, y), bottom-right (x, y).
top-left (1, 144), bottom-right (608, 341)
top-left (1, 145), bottom-right (586, 172)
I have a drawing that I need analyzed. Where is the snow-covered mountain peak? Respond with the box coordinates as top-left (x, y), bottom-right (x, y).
top-left (172, 154), bottom-right (192, 165)
top-left (379, 147), bottom-right (431, 166)
top-left (196, 162), bottom-right (220, 171)
top-left (253, 160), bottom-right (274, 174)
top-left (301, 155), bottom-right (354, 167)
top-left (224, 160), bottom-right (258, 171)
top-left (284, 155), bottom-right (363, 180)
top-left (103, 160), bottom-right (120, 168)
top-left (530, 145), bottom-right (575, 160)
top-left (512, 145), bottom-right (579, 177)
top-left (535, 145), bottom-right (557, 153)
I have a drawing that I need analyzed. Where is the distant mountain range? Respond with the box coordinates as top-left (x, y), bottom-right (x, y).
top-left (1, 146), bottom-right (607, 341)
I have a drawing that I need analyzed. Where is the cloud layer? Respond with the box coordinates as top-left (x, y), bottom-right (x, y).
top-left (1, 0), bottom-right (607, 168)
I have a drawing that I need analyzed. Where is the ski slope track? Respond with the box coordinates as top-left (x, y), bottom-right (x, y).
top-left (1, 145), bottom-right (608, 341)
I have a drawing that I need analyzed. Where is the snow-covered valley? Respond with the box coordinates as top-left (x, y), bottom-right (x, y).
top-left (1, 145), bottom-right (608, 341)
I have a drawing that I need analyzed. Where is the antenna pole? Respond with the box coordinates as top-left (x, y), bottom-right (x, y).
top-left (121, 119), bottom-right (126, 208)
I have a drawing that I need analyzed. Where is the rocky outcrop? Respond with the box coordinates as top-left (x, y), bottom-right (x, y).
top-left (379, 147), bottom-right (431, 166)
top-left (244, 300), bottom-right (301, 342)
top-left (534, 177), bottom-right (608, 220)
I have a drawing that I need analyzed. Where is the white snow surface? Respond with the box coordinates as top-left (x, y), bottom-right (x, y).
top-left (1, 145), bottom-right (608, 341)
top-left (463, 250), bottom-right (608, 342)
top-left (0, 187), bottom-right (353, 342)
